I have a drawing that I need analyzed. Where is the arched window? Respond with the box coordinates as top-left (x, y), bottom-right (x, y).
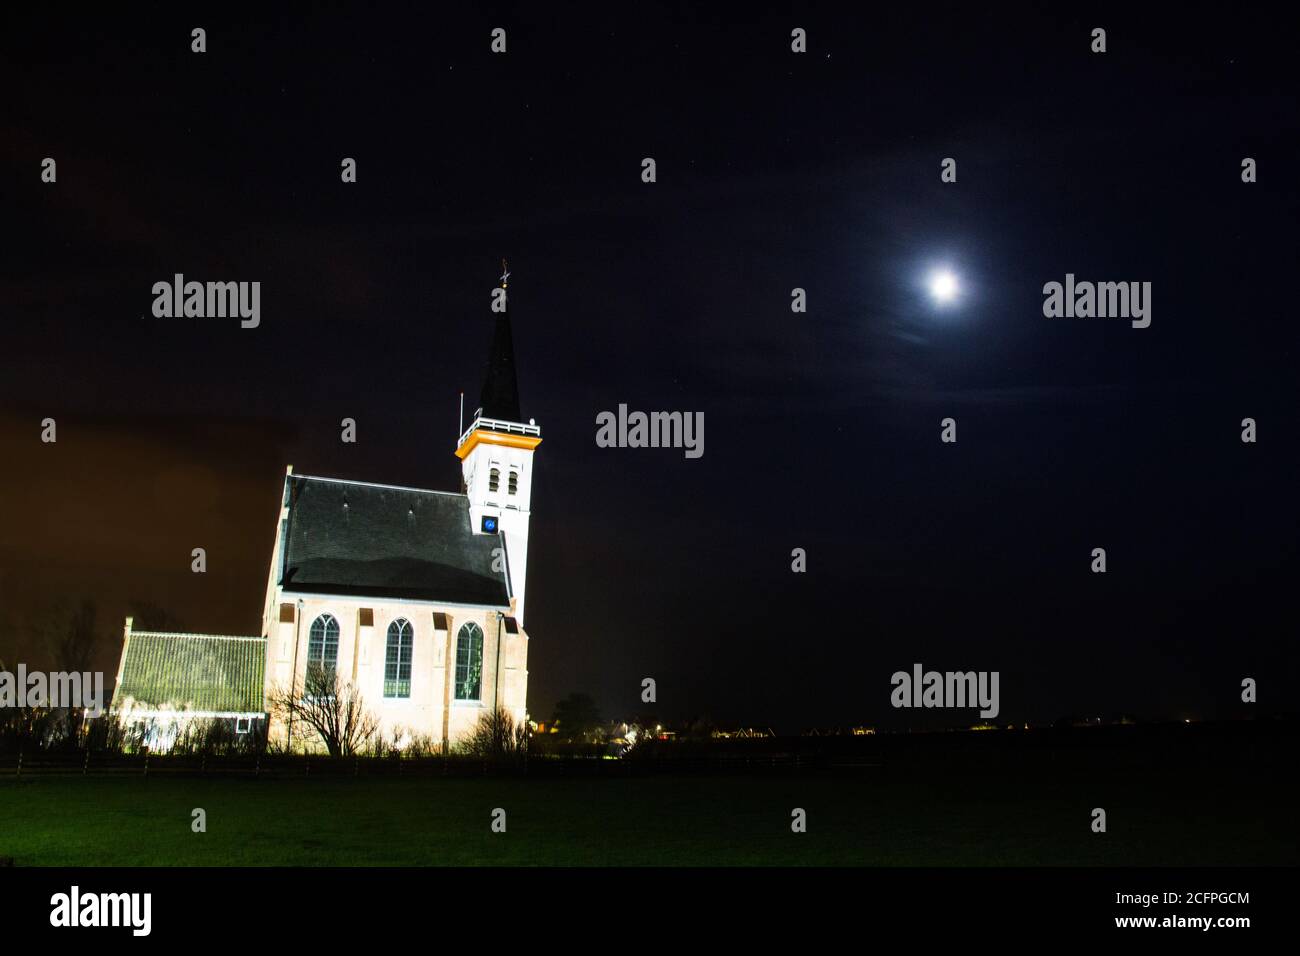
top-left (307, 614), bottom-right (339, 681)
top-left (488, 467), bottom-right (500, 493)
top-left (508, 470), bottom-right (519, 495)
top-left (454, 622), bottom-right (484, 701)
top-left (384, 619), bottom-right (413, 698)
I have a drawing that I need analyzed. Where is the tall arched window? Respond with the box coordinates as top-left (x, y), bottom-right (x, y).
top-left (307, 614), bottom-right (339, 681)
top-left (508, 470), bottom-right (519, 495)
top-left (488, 467), bottom-right (500, 493)
top-left (454, 622), bottom-right (484, 701)
top-left (384, 618), bottom-right (413, 698)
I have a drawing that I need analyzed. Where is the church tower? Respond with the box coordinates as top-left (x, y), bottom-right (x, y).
top-left (456, 263), bottom-right (541, 625)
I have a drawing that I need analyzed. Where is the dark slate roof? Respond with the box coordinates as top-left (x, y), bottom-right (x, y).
top-left (477, 308), bottom-right (522, 422)
top-left (113, 632), bottom-right (265, 713)
top-left (279, 476), bottom-right (511, 607)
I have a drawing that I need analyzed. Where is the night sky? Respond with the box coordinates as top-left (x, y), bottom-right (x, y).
top-left (2, 4), bottom-right (1296, 731)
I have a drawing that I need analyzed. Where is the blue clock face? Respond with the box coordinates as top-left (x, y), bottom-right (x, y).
top-left (481, 516), bottom-right (498, 534)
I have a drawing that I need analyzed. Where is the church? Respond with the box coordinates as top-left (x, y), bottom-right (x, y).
top-left (109, 278), bottom-right (540, 753)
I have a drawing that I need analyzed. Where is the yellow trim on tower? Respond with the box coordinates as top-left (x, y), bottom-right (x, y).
top-left (455, 429), bottom-right (543, 460)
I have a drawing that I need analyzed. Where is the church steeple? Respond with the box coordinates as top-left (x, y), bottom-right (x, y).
top-left (455, 260), bottom-right (542, 625)
top-left (477, 261), bottom-right (522, 423)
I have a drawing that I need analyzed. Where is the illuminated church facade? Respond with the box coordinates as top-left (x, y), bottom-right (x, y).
top-left (110, 279), bottom-right (540, 752)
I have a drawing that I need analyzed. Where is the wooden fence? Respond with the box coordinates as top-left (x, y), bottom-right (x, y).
top-left (3, 724), bottom-right (1265, 779)
top-left (1, 748), bottom-right (834, 780)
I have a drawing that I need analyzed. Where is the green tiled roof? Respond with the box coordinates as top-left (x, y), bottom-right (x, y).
top-left (113, 632), bottom-right (265, 714)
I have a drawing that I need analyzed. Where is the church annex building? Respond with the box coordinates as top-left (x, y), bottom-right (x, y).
top-left (109, 288), bottom-right (540, 753)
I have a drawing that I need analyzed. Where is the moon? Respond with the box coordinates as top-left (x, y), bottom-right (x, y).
top-left (929, 269), bottom-right (959, 304)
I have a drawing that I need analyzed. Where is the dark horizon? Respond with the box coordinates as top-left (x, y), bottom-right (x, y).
top-left (2, 3), bottom-right (1297, 733)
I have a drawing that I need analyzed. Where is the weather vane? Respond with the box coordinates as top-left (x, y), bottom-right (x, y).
top-left (500, 258), bottom-right (510, 290)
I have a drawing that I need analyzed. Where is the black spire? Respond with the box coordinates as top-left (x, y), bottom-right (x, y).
top-left (477, 261), bottom-right (522, 422)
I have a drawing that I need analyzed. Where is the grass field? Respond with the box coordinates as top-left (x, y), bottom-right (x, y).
top-left (2, 761), bottom-right (1293, 866)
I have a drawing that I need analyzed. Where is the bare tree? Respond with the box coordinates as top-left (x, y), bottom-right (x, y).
top-left (38, 597), bottom-right (99, 673)
top-left (463, 706), bottom-right (528, 758)
top-left (268, 665), bottom-right (378, 757)
top-left (126, 599), bottom-right (185, 633)
top-left (551, 691), bottom-right (603, 742)
top-left (15, 601), bottom-right (101, 749)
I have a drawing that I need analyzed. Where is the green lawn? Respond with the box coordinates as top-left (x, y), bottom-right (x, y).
top-left (1, 765), bottom-right (1291, 866)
